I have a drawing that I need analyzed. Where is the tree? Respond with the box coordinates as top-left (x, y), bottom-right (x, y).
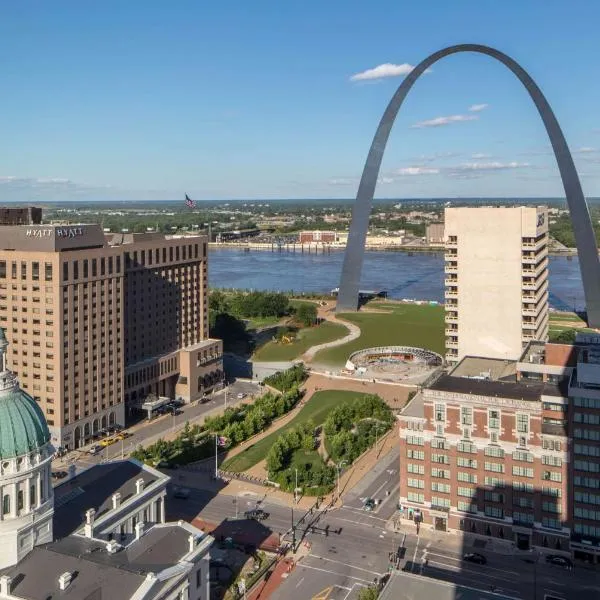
top-left (296, 303), bottom-right (318, 327)
top-left (357, 586), bottom-right (378, 600)
top-left (552, 328), bottom-right (577, 343)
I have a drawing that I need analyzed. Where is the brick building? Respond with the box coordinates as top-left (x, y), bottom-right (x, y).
top-left (298, 231), bottom-right (337, 244)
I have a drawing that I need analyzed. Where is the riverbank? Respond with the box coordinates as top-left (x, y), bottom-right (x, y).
top-left (209, 241), bottom-right (579, 256)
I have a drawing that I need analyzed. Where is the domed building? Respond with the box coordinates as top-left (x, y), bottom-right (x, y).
top-left (0, 328), bottom-right (54, 568)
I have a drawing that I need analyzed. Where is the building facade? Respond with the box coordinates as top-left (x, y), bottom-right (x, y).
top-left (0, 207), bottom-right (42, 226)
top-left (0, 223), bottom-right (223, 449)
top-left (298, 231), bottom-right (338, 244)
top-left (399, 339), bottom-right (600, 562)
top-left (425, 222), bottom-right (445, 246)
top-left (444, 206), bottom-right (549, 365)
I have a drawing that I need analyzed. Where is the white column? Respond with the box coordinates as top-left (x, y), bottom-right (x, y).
top-left (11, 484), bottom-right (17, 518)
top-left (36, 472), bottom-right (42, 506)
top-left (25, 478), bottom-right (31, 512)
top-left (160, 497), bottom-right (165, 523)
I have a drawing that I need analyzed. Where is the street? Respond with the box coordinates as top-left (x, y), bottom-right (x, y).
top-left (51, 380), bottom-right (261, 480)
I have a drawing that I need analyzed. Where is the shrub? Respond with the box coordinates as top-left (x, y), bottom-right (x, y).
top-left (263, 364), bottom-right (308, 392)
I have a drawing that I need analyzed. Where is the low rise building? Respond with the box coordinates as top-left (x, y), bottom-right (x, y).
top-left (399, 335), bottom-right (600, 562)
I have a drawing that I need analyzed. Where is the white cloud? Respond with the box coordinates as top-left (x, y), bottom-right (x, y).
top-left (379, 176), bottom-right (395, 184)
top-left (328, 177), bottom-right (356, 186)
top-left (411, 114), bottom-right (479, 128)
top-left (468, 103), bottom-right (489, 112)
top-left (447, 161), bottom-right (530, 178)
top-left (396, 167), bottom-right (440, 176)
top-left (575, 147), bottom-right (597, 153)
top-left (471, 153), bottom-right (492, 159)
top-left (349, 63), bottom-right (430, 82)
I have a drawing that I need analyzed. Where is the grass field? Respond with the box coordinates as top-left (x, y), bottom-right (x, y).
top-left (252, 321), bottom-right (348, 361)
top-left (220, 389), bottom-right (361, 472)
top-left (314, 302), bottom-right (445, 366)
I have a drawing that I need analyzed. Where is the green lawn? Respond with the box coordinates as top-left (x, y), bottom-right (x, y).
top-left (245, 315), bottom-right (283, 330)
top-left (221, 390), bottom-right (361, 472)
top-left (314, 302), bottom-right (445, 366)
top-left (549, 311), bottom-right (583, 323)
top-left (252, 321), bottom-right (348, 361)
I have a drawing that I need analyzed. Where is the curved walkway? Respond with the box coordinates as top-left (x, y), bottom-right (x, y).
top-left (301, 313), bottom-right (361, 362)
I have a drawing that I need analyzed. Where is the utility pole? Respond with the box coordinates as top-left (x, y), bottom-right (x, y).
top-left (294, 469), bottom-right (298, 503)
top-left (214, 434), bottom-right (218, 478)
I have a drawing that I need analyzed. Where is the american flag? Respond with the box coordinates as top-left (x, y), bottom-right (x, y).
top-left (185, 194), bottom-right (196, 209)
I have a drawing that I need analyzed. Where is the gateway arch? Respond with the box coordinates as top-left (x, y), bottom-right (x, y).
top-left (336, 44), bottom-right (600, 328)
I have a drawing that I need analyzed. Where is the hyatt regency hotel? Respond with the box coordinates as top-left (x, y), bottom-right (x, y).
top-left (0, 208), bottom-right (223, 450)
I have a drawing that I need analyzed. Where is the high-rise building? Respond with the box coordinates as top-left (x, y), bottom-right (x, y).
top-left (444, 206), bottom-right (549, 365)
top-left (0, 207), bottom-right (42, 226)
top-left (0, 222), bottom-right (223, 450)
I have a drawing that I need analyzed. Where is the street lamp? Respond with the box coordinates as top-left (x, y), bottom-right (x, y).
top-left (336, 460), bottom-right (347, 499)
top-left (294, 468), bottom-right (299, 504)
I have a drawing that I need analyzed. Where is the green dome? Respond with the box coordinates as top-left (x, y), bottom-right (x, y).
top-left (0, 386), bottom-right (51, 459)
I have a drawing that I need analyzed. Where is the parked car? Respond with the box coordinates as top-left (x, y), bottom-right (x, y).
top-left (244, 509), bottom-right (269, 521)
top-left (545, 555), bottom-right (573, 569)
top-left (463, 553), bottom-right (487, 565)
top-left (51, 470), bottom-right (68, 479)
top-left (88, 445), bottom-right (101, 455)
top-left (237, 393), bottom-right (246, 399)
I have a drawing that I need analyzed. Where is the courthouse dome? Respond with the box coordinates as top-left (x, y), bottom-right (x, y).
top-left (0, 329), bottom-right (51, 459)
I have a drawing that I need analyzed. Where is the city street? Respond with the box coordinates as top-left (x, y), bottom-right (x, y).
top-left (51, 380), bottom-right (261, 481)
top-left (272, 508), bottom-right (600, 600)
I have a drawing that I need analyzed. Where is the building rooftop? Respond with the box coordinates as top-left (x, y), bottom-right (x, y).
top-left (518, 340), bottom-right (578, 368)
top-left (450, 356), bottom-right (517, 381)
top-left (428, 374), bottom-right (568, 401)
top-left (400, 392), bottom-right (424, 418)
top-left (53, 460), bottom-right (167, 539)
top-left (2, 522), bottom-right (210, 600)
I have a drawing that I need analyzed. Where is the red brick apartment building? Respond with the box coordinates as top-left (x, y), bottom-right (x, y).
top-left (399, 337), bottom-right (600, 563)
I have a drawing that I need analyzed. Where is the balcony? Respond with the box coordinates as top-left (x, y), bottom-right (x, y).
top-left (445, 288), bottom-right (458, 299)
top-left (445, 328), bottom-right (458, 336)
top-left (444, 278), bottom-right (458, 285)
top-left (445, 263), bottom-right (458, 273)
top-left (445, 315), bottom-right (458, 324)
top-left (446, 339), bottom-right (459, 349)
top-left (444, 251), bottom-right (457, 260)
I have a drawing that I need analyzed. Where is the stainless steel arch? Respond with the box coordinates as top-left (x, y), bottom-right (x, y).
top-left (337, 44), bottom-right (600, 327)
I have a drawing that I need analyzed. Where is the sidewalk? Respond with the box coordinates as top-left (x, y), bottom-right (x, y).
top-left (248, 558), bottom-right (295, 600)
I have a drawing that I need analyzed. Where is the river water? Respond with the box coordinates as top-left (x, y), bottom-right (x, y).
top-left (208, 248), bottom-right (584, 311)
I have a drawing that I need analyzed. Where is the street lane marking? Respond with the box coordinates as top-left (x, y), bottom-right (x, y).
top-left (308, 555), bottom-right (383, 576)
top-left (427, 559), bottom-right (519, 587)
top-left (295, 577), bottom-right (304, 588)
top-left (329, 516), bottom-right (386, 530)
top-left (412, 535), bottom-right (420, 574)
top-left (296, 563), bottom-right (373, 584)
top-left (339, 506), bottom-right (387, 521)
top-left (425, 551), bottom-right (520, 576)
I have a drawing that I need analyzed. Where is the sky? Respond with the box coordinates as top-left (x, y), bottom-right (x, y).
top-left (1, 0), bottom-right (600, 201)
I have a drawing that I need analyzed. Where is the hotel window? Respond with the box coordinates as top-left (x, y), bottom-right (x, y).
top-left (11, 262), bottom-right (17, 279)
top-left (116, 255), bottom-right (121, 273)
top-left (162, 248), bottom-right (166, 262)
top-left (516, 413), bottom-right (529, 434)
top-left (513, 466), bottom-right (534, 478)
top-left (461, 406), bottom-right (472, 426)
top-left (73, 261), bottom-right (79, 280)
top-left (101, 258), bottom-right (105, 276)
top-left (31, 262), bottom-right (39, 280)
top-left (169, 247), bottom-right (173, 262)
top-left (434, 403), bottom-right (445, 422)
top-left (83, 260), bottom-right (88, 278)
top-left (484, 506), bottom-right (504, 519)
top-left (457, 501), bottom-right (477, 513)
top-left (0, 261), bottom-right (5, 279)
top-left (407, 492), bottom-right (424, 503)
top-left (485, 446), bottom-right (504, 458)
top-left (62, 262), bottom-right (68, 281)
top-left (44, 263), bottom-right (52, 281)
top-left (21, 262), bottom-right (27, 279)
top-left (488, 409), bottom-right (500, 429)
top-left (175, 246), bottom-right (180, 261)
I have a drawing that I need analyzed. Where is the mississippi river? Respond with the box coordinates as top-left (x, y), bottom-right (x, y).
top-left (208, 248), bottom-right (584, 311)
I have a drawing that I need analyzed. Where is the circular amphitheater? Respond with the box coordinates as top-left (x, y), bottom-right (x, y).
top-left (345, 346), bottom-right (444, 383)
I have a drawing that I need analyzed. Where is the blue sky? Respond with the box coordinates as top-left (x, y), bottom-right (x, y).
top-left (1, 0), bottom-right (600, 201)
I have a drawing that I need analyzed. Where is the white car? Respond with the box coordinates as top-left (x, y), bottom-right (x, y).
top-left (237, 393), bottom-right (246, 399)
top-left (88, 445), bottom-right (101, 455)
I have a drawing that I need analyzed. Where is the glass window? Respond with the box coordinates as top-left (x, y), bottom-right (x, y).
top-left (32, 262), bottom-right (39, 280)
top-left (2, 494), bottom-right (9, 515)
top-left (0, 261), bottom-right (5, 279)
top-left (44, 263), bottom-right (52, 281)
top-left (62, 262), bottom-right (68, 281)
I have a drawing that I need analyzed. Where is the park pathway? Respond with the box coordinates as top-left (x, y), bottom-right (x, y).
top-left (300, 301), bottom-right (361, 362)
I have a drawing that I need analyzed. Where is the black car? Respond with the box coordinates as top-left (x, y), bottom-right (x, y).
top-left (545, 555), bottom-right (573, 569)
top-left (244, 509), bottom-right (269, 521)
top-left (52, 470), bottom-right (68, 479)
top-left (463, 552), bottom-right (487, 565)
